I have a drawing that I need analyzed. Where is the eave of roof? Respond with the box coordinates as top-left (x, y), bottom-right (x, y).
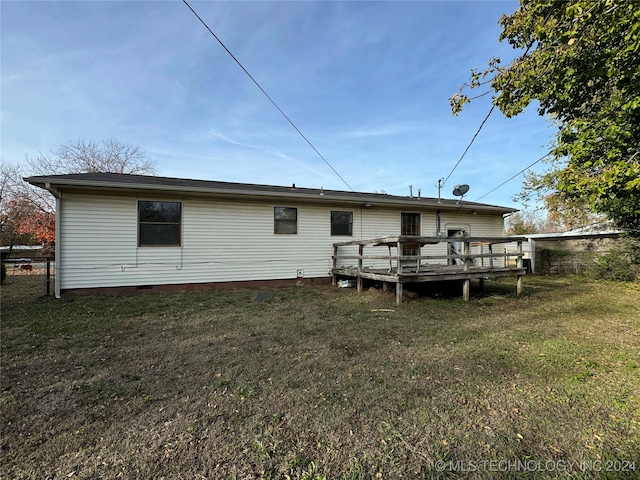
top-left (525, 232), bottom-right (621, 240)
top-left (25, 172), bottom-right (517, 214)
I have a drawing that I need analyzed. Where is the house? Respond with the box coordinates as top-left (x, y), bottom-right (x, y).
top-left (25, 172), bottom-right (518, 298)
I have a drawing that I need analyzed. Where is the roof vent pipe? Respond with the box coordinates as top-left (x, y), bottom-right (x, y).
top-left (409, 185), bottom-right (413, 197)
top-left (320, 187), bottom-right (324, 196)
top-left (418, 188), bottom-right (421, 199)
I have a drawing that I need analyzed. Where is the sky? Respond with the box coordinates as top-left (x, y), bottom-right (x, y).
top-left (1, 0), bottom-right (555, 208)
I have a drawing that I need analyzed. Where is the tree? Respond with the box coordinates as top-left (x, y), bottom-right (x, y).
top-left (505, 210), bottom-right (545, 235)
top-left (1, 163), bottom-right (32, 250)
top-left (451, 0), bottom-right (640, 236)
top-left (1, 162), bottom-right (53, 248)
top-left (505, 207), bottom-right (569, 235)
top-left (3, 139), bottom-right (157, 247)
top-left (16, 209), bottom-right (55, 245)
top-left (538, 192), bottom-right (603, 232)
top-left (27, 138), bottom-right (157, 176)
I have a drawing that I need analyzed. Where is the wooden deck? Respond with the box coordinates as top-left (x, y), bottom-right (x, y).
top-left (331, 235), bottom-right (527, 304)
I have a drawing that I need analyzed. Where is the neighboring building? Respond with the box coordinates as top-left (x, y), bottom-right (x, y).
top-left (525, 222), bottom-right (621, 274)
top-left (25, 173), bottom-right (517, 297)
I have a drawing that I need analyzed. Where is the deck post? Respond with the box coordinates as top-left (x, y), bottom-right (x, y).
top-left (396, 240), bottom-right (403, 275)
top-left (463, 241), bottom-right (470, 271)
top-left (45, 257), bottom-right (51, 296)
top-left (516, 240), bottom-right (523, 296)
top-left (396, 282), bottom-right (403, 305)
top-left (463, 240), bottom-right (471, 301)
top-left (357, 244), bottom-right (364, 292)
top-left (332, 245), bottom-right (338, 285)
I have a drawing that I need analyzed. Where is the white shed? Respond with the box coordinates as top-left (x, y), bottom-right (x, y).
top-left (25, 173), bottom-right (516, 297)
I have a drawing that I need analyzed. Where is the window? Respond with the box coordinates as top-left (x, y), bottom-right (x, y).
top-left (138, 200), bottom-right (182, 247)
top-left (274, 207), bottom-right (297, 234)
top-left (401, 213), bottom-right (420, 236)
top-left (401, 212), bottom-right (421, 256)
top-left (331, 211), bottom-right (353, 236)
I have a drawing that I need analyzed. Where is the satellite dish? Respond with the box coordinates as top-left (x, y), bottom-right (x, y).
top-left (452, 184), bottom-right (470, 197)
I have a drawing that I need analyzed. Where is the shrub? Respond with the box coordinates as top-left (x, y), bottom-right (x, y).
top-left (589, 238), bottom-right (640, 282)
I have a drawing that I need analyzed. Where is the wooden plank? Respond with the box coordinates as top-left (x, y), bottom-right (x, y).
top-left (489, 244), bottom-right (494, 268)
top-left (333, 235), bottom-right (528, 248)
top-left (332, 253), bottom-right (524, 261)
top-left (357, 244), bottom-right (364, 292)
top-left (463, 241), bottom-right (470, 273)
top-left (333, 235), bottom-right (399, 247)
top-left (332, 245), bottom-right (338, 286)
top-left (332, 255), bottom-right (406, 260)
top-left (331, 270), bottom-right (398, 282)
top-left (516, 241), bottom-right (523, 296)
top-left (330, 270), bottom-right (527, 284)
top-left (331, 266), bottom-right (527, 277)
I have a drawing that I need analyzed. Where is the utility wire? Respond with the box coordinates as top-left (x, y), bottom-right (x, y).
top-left (474, 152), bottom-right (551, 202)
top-left (442, 0), bottom-right (559, 186)
top-left (182, 0), bottom-right (355, 192)
top-left (442, 105), bottom-right (495, 186)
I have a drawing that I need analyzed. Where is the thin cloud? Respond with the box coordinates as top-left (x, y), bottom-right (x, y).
top-left (342, 122), bottom-right (430, 139)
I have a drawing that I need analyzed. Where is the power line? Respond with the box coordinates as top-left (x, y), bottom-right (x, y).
top-left (474, 152), bottom-right (551, 202)
top-left (442, 0), bottom-right (559, 186)
top-left (442, 105), bottom-right (495, 186)
top-left (182, 0), bottom-right (355, 192)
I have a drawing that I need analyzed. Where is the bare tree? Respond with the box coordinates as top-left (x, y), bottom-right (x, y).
top-left (26, 138), bottom-right (157, 176)
top-left (0, 162), bottom-right (40, 250)
top-left (505, 208), bottom-right (566, 236)
top-left (3, 139), bottom-right (157, 248)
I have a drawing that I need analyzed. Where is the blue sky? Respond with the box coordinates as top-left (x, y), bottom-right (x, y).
top-left (1, 0), bottom-right (554, 207)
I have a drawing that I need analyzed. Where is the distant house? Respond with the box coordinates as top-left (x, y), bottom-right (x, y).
top-left (25, 173), bottom-right (517, 298)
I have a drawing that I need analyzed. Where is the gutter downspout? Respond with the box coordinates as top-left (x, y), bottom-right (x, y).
top-left (45, 183), bottom-right (61, 298)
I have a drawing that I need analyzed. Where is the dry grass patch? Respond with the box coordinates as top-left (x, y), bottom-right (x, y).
top-left (1, 276), bottom-right (639, 479)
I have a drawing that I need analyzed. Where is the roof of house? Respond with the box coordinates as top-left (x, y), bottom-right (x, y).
top-left (525, 221), bottom-right (621, 240)
top-left (25, 172), bottom-right (517, 214)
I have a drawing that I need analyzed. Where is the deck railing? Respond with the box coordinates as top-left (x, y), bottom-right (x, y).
top-left (331, 235), bottom-right (527, 303)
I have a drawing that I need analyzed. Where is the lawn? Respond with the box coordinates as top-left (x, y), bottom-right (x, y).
top-left (1, 276), bottom-right (639, 479)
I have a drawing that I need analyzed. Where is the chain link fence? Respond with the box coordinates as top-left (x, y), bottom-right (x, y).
top-left (1, 256), bottom-right (55, 301)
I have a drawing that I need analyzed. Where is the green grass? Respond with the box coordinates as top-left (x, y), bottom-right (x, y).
top-left (1, 276), bottom-right (639, 479)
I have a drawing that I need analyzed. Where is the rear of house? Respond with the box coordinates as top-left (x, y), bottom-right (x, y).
top-left (25, 173), bottom-right (515, 297)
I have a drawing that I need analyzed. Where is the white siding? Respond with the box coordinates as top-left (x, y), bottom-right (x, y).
top-left (59, 193), bottom-right (506, 290)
